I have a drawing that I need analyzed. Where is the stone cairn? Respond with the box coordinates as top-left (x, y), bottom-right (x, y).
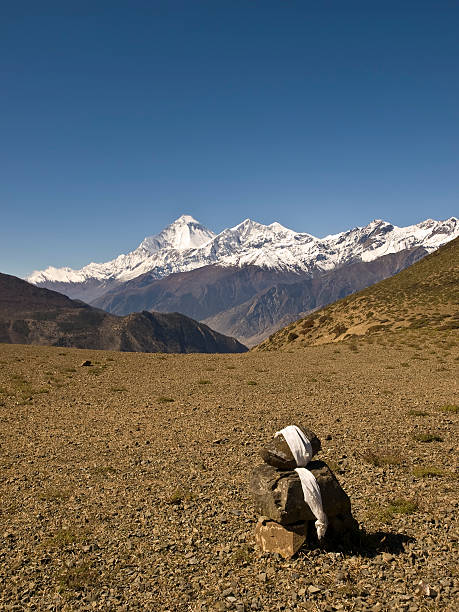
top-left (249, 425), bottom-right (358, 558)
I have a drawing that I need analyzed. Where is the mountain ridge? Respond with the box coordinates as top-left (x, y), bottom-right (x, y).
top-left (0, 273), bottom-right (247, 354)
top-left (27, 215), bottom-right (459, 305)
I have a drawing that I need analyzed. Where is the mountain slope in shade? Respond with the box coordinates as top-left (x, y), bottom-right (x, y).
top-left (92, 265), bottom-right (302, 319)
top-left (27, 216), bottom-right (459, 305)
top-left (0, 273), bottom-right (247, 354)
top-left (202, 246), bottom-right (429, 346)
top-left (93, 245), bottom-right (429, 346)
top-left (256, 236), bottom-right (459, 351)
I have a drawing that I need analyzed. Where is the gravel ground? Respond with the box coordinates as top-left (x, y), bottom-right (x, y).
top-left (0, 330), bottom-right (457, 611)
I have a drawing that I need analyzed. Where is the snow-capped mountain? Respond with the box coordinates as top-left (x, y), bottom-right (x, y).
top-left (28, 214), bottom-right (459, 304)
top-left (28, 214), bottom-right (216, 288)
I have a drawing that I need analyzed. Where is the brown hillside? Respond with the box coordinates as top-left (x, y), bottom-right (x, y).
top-left (0, 273), bottom-right (247, 353)
top-left (256, 236), bottom-right (459, 350)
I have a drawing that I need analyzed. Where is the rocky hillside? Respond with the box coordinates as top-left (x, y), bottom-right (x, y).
top-left (0, 273), bottom-right (247, 353)
top-left (257, 236), bottom-right (459, 350)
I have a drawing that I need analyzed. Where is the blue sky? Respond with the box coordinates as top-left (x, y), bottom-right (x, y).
top-left (1, 1), bottom-right (458, 277)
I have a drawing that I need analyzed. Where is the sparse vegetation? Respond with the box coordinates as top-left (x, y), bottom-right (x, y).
top-left (0, 291), bottom-right (457, 610)
top-left (414, 433), bottom-right (443, 443)
top-left (362, 449), bottom-right (401, 467)
top-left (413, 466), bottom-right (444, 478)
top-left (58, 562), bottom-right (99, 592)
top-left (371, 497), bottom-right (419, 523)
top-left (440, 404), bottom-right (458, 414)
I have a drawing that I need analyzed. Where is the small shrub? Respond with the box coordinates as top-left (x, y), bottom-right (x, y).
top-left (362, 450), bottom-right (401, 467)
top-left (158, 396), bottom-right (174, 403)
top-left (387, 498), bottom-right (418, 515)
top-left (167, 488), bottom-right (194, 505)
top-left (247, 380), bottom-right (257, 386)
top-left (230, 545), bottom-right (253, 565)
top-left (372, 497), bottom-right (418, 523)
top-left (197, 379), bottom-right (212, 385)
top-left (287, 332), bottom-right (298, 342)
top-left (409, 409), bottom-right (428, 416)
top-left (440, 404), bottom-right (458, 414)
top-left (413, 466), bottom-right (444, 478)
top-left (92, 466), bottom-right (116, 476)
top-left (59, 562), bottom-right (99, 592)
top-left (45, 528), bottom-right (82, 549)
top-left (332, 323), bottom-right (348, 338)
top-left (414, 433), bottom-right (443, 443)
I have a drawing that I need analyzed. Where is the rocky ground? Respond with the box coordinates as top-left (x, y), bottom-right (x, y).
top-left (0, 329), bottom-right (457, 611)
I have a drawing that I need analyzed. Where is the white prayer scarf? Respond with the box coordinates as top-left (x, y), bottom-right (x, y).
top-left (275, 425), bottom-right (328, 540)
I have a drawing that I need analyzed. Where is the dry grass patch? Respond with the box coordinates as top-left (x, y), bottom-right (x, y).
top-left (58, 562), bottom-right (99, 593)
top-left (362, 449), bottom-right (402, 467)
top-left (370, 497), bottom-right (419, 523)
top-left (413, 433), bottom-right (443, 443)
top-left (158, 396), bottom-right (174, 403)
top-left (413, 466), bottom-right (444, 478)
top-left (440, 404), bottom-right (458, 414)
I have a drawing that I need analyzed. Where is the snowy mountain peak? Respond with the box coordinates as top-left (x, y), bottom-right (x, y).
top-left (177, 214), bottom-right (198, 223)
top-left (138, 215), bottom-right (216, 253)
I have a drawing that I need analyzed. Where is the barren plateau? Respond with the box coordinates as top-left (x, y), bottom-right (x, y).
top-left (0, 328), bottom-right (457, 611)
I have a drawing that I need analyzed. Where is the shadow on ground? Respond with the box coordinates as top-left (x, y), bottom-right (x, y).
top-left (300, 527), bottom-right (415, 559)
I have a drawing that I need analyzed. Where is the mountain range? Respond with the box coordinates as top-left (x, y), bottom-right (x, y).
top-left (0, 273), bottom-right (247, 353)
top-left (28, 214), bottom-right (459, 345)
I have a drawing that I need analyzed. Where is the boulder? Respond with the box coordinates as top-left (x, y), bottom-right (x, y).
top-left (250, 461), bottom-right (358, 534)
top-left (254, 517), bottom-right (306, 558)
top-left (259, 426), bottom-right (321, 470)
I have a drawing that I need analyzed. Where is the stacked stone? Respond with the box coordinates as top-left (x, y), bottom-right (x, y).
top-left (249, 425), bottom-right (358, 558)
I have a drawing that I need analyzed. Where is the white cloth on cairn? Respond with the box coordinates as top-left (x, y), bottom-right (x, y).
top-left (275, 425), bottom-right (328, 540)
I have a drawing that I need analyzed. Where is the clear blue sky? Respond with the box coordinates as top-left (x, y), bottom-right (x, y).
top-left (1, 1), bottom-right (458, 277)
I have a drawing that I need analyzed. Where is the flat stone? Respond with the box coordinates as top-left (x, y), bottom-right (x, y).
top-left (260, 426), bottom-right (321, 470)
top-left (254, 518), bottom-right (306, 558)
